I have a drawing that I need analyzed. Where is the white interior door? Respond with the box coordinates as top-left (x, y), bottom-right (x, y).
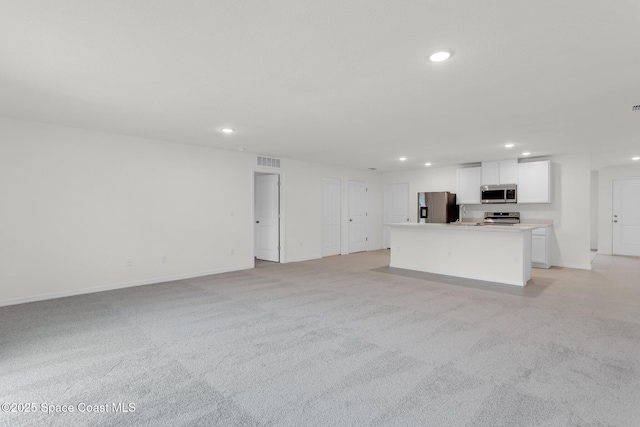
top-left (613, 178), bottom-right (640, 256)
top-left (384, 182), bottom-right (409, 248)
top-left (255, 174), bottom-right (280, 262)
top-left (348, 180), bottom-right (367, 253)
top-left (322, 178), bottom-right (341, 257)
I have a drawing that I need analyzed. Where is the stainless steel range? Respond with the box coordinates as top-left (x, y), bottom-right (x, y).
top-left (483, 211), bottom-right (520, 225)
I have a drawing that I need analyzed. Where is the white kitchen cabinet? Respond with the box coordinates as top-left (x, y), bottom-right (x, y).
top-left (531, 227), bottom-right (551, 268)
top-left (481, 161), bottom-right (499, 185)
top-left (456, 166), bottom-right (482, 204)
top-left (481, 159), bottom-right (518, 185)
top-left (518, 160), bottom-right (551, 203)
top-left (499, 159), bottom-right (518, 184)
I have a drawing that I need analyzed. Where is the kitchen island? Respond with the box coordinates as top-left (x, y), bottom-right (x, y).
top-left (389, 223), bottom-right (539, 286)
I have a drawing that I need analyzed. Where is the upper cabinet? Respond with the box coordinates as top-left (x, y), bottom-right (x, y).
top-left (457, 159), bottom-right (551, 205)
top-left (517, 160), bottom-right (551, 204)
top-left (499, 159), bottom-right (518, 184)
top-left (481, 159), bottom-right (518, 185)
top-left (456, 166), bottom-right (482, 204)
top-left (481, 161), bottom-right (498, 185)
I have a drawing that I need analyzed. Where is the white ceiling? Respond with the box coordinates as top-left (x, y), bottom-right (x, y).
top-left (1, 1), bottom-right (639, 171)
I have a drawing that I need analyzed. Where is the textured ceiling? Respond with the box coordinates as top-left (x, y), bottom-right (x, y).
top-left (1, 1), bottom-right (639, 171)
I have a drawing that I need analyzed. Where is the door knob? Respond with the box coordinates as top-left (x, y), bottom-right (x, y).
top-left (349, 219), bottom-right (353, 222)
top-left (256, 220), bottom-right (260, 224)
top-left (406, 218), bottom-right (409, 221)
top-left (614, 215), bottom-right (618, 218)
top-left (614, 220), bottom-right (618, 223)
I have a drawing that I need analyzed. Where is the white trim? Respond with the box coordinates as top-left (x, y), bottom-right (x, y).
top-left (0, 264), bottom-right (253, 307)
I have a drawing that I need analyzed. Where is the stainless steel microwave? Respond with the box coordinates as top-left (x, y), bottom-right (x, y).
top-left (481, 184), bottom-right (517, 204)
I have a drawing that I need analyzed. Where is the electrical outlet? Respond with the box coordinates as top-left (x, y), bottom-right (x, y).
top-left (230, 249), bottom-right (235, 255)
top-left (161, 255), bottom-right (168, 263)
top-left (126, 258), bottom-right (133, 267)
top-left (299, 242), bottom-right (303, 247)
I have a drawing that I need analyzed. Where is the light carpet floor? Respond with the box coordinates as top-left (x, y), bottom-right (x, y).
top-left (1, 250), bottom-right (640, 426)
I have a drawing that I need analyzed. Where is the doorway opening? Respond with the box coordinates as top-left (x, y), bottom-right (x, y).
top-left (612, 178), bottom-right (640, 256)
top-left (322, 177), bottom-right (341, 257)
top-left (348, 180), bottom-right (368, 253)
top-left (383, 182), bottom-right (409, 249)
top-left (254, 172), bottom-right (282, 262)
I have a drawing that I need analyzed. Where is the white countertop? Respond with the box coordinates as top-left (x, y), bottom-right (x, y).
top-left (518, 220), bottom-right (553, 228)
top-left (387, 222), bottom-right (540, 233)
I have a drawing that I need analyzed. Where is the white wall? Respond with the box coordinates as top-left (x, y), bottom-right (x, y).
top-left (0, 118), bottom-right (383, 305)
top-left (280, 159), bottom-right (382, 261)
top-left (383, 166), bottom-right (459, 223)
top-left (597, 163), bottom-right (640, 254)
top-left (0, 118), bottom-right (255, 304)
top-left (383, 153), bottom-right (593, 269)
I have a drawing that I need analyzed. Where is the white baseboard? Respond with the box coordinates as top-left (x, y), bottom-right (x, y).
top-left (283, 246), bottom-right (386, 264)
top-left (283, 255), bottom-right (319, 263)
top-left (0, 264), bottom-right (254, 308)
top-left (553, 262), bottom-right (592, 270)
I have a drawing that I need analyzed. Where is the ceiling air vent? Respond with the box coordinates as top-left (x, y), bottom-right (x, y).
top-left (632, 105), bottom-right (640, 111)
top-left (257, 156), bottom-right (281, 168)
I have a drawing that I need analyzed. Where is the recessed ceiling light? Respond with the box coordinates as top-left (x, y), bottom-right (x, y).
top-left (633, 156), bottom-right (640, 161)
top-left (220, 128), bottom-right (235, 134)
top-left (522, 152), bottom-right (531, 156)
top-left (504, 143), bottom-right (515, 148)
top-left (399, 157), bottom-right (407, 161)
top-left (424, 162), bottom-right (432, 166)
top-left (428, 50), bottom-right (452, 62)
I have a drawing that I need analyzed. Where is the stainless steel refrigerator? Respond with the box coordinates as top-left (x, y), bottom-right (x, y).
top-left (417, 192), bottom-right (459, 223)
